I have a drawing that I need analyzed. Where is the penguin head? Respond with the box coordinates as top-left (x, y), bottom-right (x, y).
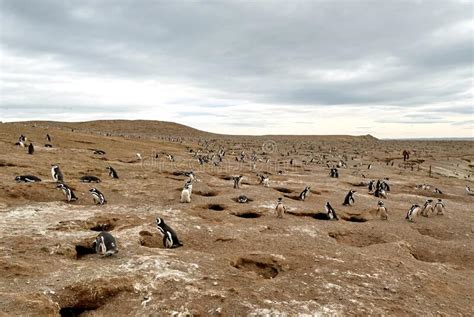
top-left (89, 188), bottom-right (98, 193)
top-left (378, 200), bottom-right (384, 206)
top-left (14, 176), bottom-right (22, 182)
top-left (277, 197), bottom-right (283, 202)
top-left (56, 183), bottom-right (65, 189)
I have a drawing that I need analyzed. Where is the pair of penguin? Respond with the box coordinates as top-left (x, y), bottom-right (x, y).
top-left (87, 216), bottom-right (184, 258)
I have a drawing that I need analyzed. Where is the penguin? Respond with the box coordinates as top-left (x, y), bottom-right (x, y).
top-left (299, 186), bottom-right (311, 201)
top-left (93, 149), bottom-right (106, 155)
top-left (376, 200), bottom-right (388, 220)
top-left (45, 144), bottom-right (53, 148)
top-left (343, 190), bottom-right (356, 206)
top-left (368, 180), bottom-right (375, 193)
top-left (155, 217), bottom-right (183, 249)
top-left (89, 188), bottom-right (107, 205)
top-left (465, 186), bottom-right (474, 196)
top-left (433, 187), bottom-right (443, 194)
top-left (184, 171), bottom-right (195, 182)
top-left (368, 164), bottom-right (372, 170)
top-left (275, 197), bottom-right (286, 218)
top-left (180, 183), bottom-right (192, 203)
top-left (46, 134), bottom-right (51, 142)
top-left (233, 175), bottom-right (243, 189)
top-left (80, 175), bottom-right (101, 183)
top-left (51, 165), bottom-right (64, 183)
top-left (380, 180), bottom-right (390, 191)
top-left (405, 204), bottom-right (421, 222)
top-left (56, 183), bottom-right (78, 202)
top-left (92, 231), bottom-right (118, 256)
top-left (330, 168), bottom-right (339, 178)
top-left (106, 166), bottom-right (119, 179)
top-left (28, 143), bottom-right (34, 155)
top-left (374, 187), bottom-right (387, 199)
top-left (315, 201), bottom-right (339, 220)
top-left (237, 195), bottom-right (249, 203)
top-left (136, 153), bottom-right (143, 161)
top-left (421, 199), bottom-right (434, 217)
top-left (15, 175), bottom-right (42, 183)
top-left (434, 199), bottom-right (445, 215)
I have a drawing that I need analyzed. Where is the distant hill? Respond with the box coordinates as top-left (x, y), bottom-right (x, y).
top-left (2, 120), bottom-right (378, 141)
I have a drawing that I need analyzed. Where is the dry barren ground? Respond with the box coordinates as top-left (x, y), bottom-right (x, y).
top-left (0, 121), bottom-right (473, 316)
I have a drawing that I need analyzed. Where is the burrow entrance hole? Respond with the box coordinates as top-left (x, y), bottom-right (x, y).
top-left (274, 187), bottom-right (293, 194)
top-left (207, 204), bottom-right (226, 211)
top-left (195, 190), bottom-right (219, 197)
top-left (233, 212), bottom-right (261, 219)
top-left (232, 256), bottom-right (282, 279)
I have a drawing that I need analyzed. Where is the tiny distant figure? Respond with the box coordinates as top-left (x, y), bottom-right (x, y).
top-left (46, 134), bottom-right (52, 142)
top-left (403, 150), bottom-right (410, 161)
top-left (275, 197), bottom-right (286, 218)
top-left (28, 143), bottom-right (34, 155)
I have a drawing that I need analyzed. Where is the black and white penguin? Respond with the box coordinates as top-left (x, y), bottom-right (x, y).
top-left (330, 168), bottom-right (339, 178)
top-left (180, 182), bottom-right (192, 203)
top-left (466, 186), bottom-right (474, 196)
top-left (343, 190), bottom-right (356, 206)
top-left (93, 149), bottom-right (106, 155)
top-left (106, 166), bottom-right (119, 179)
top-left (233, 175), bottom-right (243, 189)
top-left (28, 143), bottom-right (34, 155)
top-left (405, 204), bottom-right (421, 222)
top-left (155, 217), bottom-right (183, 249)
top-left (51, 165), bottom-right (64, 182)
top-left (46, 134), bottom-right (51, 142)
top-left (275, 197), bottom-right (286, 218)
top-left (380, 180), bottom-right (390, 191)
top-left (80, 175), bottom-right (101, 183)
top-left (374, 187), bottom-right (387, 199)
top-left (15, 175), bottom-right (42, 183)
top-left (376, 200), bottom-right (388, 220)
top-left (56, 183), bottom-right (78, 202)
top-left (421, 199), bottom-right (434, 217)
top-left (368, 180), bottom-right (375, 193)
top-left (237, 195), bottom-right (249, 203)
top-left (92, 231), bottom-right (118, 256)
top-left (433, 187), bottom-right (443, 194)
top-left (299, 186), bottom-right (311, 201)
top-left (184, 171), bottom-right (195, 182)
top-left (434, 199), bottom-right (446, 215)
top-left (89, 188), bottom-right (107, 205)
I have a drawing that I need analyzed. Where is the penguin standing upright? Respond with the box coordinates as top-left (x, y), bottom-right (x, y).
top-left (406, 204), bottom-right (421, 222)
top-left (299, 186), bottom-right (311, 201)
top-left (376, 200), bottom-right (388, 220)
top-left (155, 217), bottom-right (183, 248)
top-left (28, 143), bottom-right (34, 155)
top-left (89, 188), bottom-right (107, 205)
top-left (343, 190), bottom-right (356, 205)
top-left (56, 183), bottom-right (78, 202)
top-left (180, 182), bottom-right (192, 203)
top-left (325, 202), bottom-right (338, 220)
top-left (434, 199), bottom-right (446, 215)
top-left (421, 199), bottom-right (434, 217)
top-left (368, 180), bottom-right (375, 193)
top-left (106, 166), bottom-right (119, 179)
top-left (233, 175), bottom-right (243, 189)
top-left (275, 197), bottom-right (286, 218)
top-left (51, 165), bottom-right (64, 182)
top-left (93, 231), bottom-right (118, 256)
top-left (46, 134), bottom-right (52, 142)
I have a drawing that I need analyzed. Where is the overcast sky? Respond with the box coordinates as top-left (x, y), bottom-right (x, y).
top-left (0, 0), bottom-right (472, 138)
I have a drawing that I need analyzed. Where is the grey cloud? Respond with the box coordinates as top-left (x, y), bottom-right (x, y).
top-left (0, 0), bottom-right (472, 134)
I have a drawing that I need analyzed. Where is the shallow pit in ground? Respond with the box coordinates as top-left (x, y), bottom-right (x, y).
top-left (207, 204), bottom-right (226, 211)
top-left (232, 255), bottom-right (283, 279)
top-left (232, 211), bottom-right (262, 219)
top-left (57, 278), bottom-right (132, 316)
top-left (138, 230), bottom-right (161, 248)
top-left (274, 187), bottom-right (293, 194)
top-left (328, 231), bottom-right (391, 247)
top-left (340, 215), bottom-right (369, 223)
top-left (194, 190), bottom-right (219, 197)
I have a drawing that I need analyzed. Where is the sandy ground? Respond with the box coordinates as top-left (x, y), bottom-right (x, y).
top-left (0, 120), bottom-right (473, 316)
